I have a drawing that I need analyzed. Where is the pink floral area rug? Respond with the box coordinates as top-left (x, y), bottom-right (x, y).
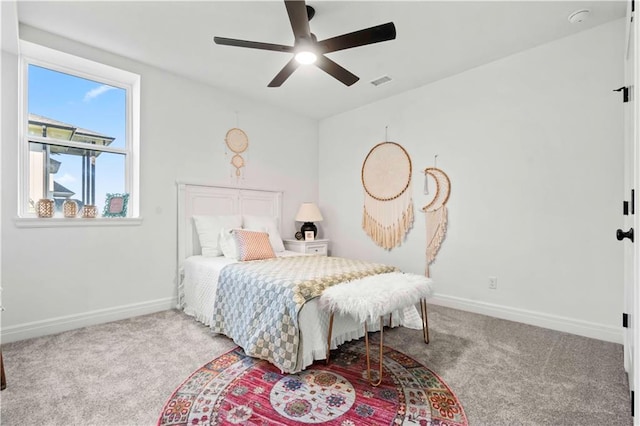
top-left (158, 340), bottom-right (467, 425)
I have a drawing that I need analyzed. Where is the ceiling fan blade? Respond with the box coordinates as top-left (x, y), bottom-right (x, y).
top-left (214, 36), bottom-right (294, 53)
top-left (284, 0), bottom-right (311, 40)
top-left (268, 57), bottom-right (301, 87)
top-left (316, 22), bottom-right (396, 54)
top-left (315, 55), bottom-right (359, 86)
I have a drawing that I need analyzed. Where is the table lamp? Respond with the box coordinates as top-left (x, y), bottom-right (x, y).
top-left (295, 202), bottom-right (323, 238)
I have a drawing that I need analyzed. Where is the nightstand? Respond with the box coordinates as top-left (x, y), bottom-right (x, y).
top-left (283, 238), bottom-right (329, 256)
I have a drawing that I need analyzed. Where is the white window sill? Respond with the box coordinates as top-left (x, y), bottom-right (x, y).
top-left (14, 217), bottom-right (143, 228)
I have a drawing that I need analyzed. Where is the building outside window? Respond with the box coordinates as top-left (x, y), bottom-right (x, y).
top-left (19, 41), bottom-right (140, 219)
top-left (28, 112), bottom-right (119, 213)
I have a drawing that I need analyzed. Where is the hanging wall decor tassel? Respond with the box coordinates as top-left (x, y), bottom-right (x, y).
top-left (422, 167), bottom-right (451, 277)
top-left (361, 141), bottom-right (414, 250)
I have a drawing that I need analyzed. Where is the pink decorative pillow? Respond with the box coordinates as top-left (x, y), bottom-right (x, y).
top-left (233, 229), bottom-right (276, 261)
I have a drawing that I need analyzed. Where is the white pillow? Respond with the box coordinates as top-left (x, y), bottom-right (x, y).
top-left (192, 215), bottom-right (242, 256)
top-left (219, 228), bottom-right (240, 260)
top-left (243, 215), bottom-right (285, 252)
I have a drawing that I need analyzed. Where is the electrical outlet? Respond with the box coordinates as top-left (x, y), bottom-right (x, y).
top-left (488, 276), bottom-right (498, 290)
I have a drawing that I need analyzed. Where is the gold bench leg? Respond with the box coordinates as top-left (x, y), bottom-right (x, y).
top-left (326, 312), bottom-right (334, 364)
top-left (364, 316), bottom-right (385, 387)
top-left (420, 298), bottom-right (430, 344)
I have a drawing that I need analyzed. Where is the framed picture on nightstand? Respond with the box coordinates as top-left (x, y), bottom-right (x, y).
top-left (304, 231), bottom-right (315, 241)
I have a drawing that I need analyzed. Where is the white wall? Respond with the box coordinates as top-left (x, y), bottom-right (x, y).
top-left (1, 17), bottom-right (627, 344)
top-left (319, 20), bottom-right (625, 342)
top-left (1, 26), bottom-right (318, 342)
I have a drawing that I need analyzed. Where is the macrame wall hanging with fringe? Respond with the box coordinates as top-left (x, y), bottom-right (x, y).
top-left (361, 141), bottom-right (414, 250)
top-left (422, 166), bottom-right (451, 277)
top-left (225, 127), bottom-right (249, 179)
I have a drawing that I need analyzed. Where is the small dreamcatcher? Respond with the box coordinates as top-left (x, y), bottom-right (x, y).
top-left (422, 167), bottom-right (451, 277)
top-left (361, 141), bottom-right (414, 250)
top-left (225, 128), bottom-right (249, 178)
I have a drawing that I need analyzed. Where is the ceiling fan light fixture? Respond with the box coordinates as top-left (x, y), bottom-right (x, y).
top-left (295, 50), bottom-right (317, 65)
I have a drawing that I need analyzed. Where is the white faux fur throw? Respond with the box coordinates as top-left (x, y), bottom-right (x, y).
top-left (319, 272), bottom-right (433, 323)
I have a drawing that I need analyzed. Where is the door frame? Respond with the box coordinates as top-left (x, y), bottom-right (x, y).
top-left (631, 0), bottom-right (640, 417)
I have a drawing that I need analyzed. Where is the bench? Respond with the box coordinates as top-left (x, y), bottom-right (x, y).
top-left (319, 271), bottom-right (433, 386)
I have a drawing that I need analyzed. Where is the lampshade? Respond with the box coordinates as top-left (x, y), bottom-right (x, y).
top-left (295, 202), bottom-right (323, 222)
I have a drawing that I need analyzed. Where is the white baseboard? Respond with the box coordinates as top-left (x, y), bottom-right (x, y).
top-left (1, 297), bottom-right (177, 343)
top-left (428, 293), bottom-right (623, 344)
top-left (2, 294), bottom-right (622, 345)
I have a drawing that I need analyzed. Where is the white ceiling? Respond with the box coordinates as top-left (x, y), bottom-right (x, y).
top-left (15, 1), bottom-right (626, 119)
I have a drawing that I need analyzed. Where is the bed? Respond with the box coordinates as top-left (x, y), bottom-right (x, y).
top-left (177, 182), bottom-right (422, 373)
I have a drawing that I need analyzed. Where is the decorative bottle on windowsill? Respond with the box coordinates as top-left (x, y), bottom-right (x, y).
top-left (82, 205), bottom-right (97, 218)
top-left (63, 200), bottom-right (78, 218)
top-left (36, 199), bottom-right (54, 218)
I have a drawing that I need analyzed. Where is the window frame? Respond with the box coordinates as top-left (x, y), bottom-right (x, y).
top-left (17, 40), bottom-right (141, 224)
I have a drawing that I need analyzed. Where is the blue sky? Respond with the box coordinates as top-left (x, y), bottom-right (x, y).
top-left (28, 64), bottom-right (127, 211)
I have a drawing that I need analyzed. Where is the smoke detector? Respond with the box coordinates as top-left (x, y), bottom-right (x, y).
top-left (568, 9), bottom-right (590, 24)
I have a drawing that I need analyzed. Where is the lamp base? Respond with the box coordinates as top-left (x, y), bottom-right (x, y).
top-left (300, 222), bottom-right (317, 238)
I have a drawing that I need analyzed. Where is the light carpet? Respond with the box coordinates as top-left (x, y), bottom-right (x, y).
top-left (0, 305), bottom-right (633, 425)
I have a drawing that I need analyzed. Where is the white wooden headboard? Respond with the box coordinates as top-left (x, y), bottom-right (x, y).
top-left (177, 182), bottom-right (283, 271)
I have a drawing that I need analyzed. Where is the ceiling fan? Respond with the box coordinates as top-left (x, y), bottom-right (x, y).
top-left (213, 0), bottom-right (396, 87)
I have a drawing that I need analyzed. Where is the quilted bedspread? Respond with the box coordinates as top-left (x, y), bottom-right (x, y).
top-left (210, 255), bottom-right (397, 373)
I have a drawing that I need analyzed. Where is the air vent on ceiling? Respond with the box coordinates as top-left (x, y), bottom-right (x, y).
top-left (370, 75), bottom-right (392, 87)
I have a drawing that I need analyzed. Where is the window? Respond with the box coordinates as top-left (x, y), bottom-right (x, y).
top-left (19, 41), bottom-right (140, 221)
